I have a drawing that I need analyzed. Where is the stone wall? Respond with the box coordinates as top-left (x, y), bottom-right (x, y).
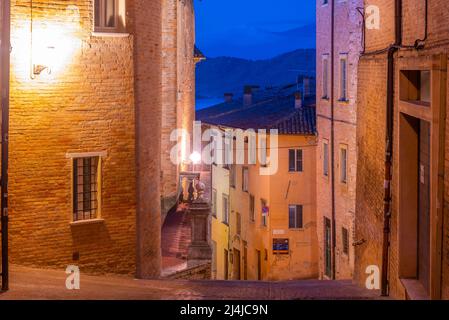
top-left (165, 262), bottom-right (211, 280)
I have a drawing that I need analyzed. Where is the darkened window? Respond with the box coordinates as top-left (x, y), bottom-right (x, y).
top-left (261, 199), bottom-right (268, 227)
top-left (249, 194), bottom-right (255, 222)
top-left (222, 194), bottom-right (229, 225)
top-left (94, 0), bottom-right (124, 32)
top-left (242, 167), bottom-right (249, 192)
top-left (289, 149), bottom-right (303, 172)
top-left (223, 131), bottom-right (232, 170)
top-left (342, 227), bottom-right (350, 255)
top-left (236, 212), bottom-right (242, 236)
top-left (230, 165), bottom-right (236, 188)
top-left (340, 147), bottom-right (348, 184)
top-left (340, 57), bottom-right (348, 101)
top-left (400, 70), bottom-right (431, 104)
top-left (73, 157), bottom-right (99, 221)
top-left (212, 189), bottom-right (217, 217)
top-left (289, 205), bottom-right (303, 229)
top-left (323, 142), bottom-right (329, 177)
top-left (322, 55), bottom-right (329, 98)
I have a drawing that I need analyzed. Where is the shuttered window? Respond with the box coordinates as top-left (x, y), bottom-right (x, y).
top-left (289, 149), bottom-right (303, 172)
top-left (289, 205), bottom-right (303, 229)
top-left (323, 141), bottom-right (329, 177)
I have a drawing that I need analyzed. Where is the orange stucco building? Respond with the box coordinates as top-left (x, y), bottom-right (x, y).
top-left (198, 84), bottom-right (319, 281)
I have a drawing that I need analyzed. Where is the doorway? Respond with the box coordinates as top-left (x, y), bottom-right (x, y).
top-left (243, 245), bottom-right (248, 280)
top-left (233, 248), bottom-right (241, 280)
top-left (256, 250), bottom-right (262, 280)
top-left (224, 249), bottom-right (229, 280)
top-left (324, 217), bottom-right (332, 278)
top-left (399, 114), bottom-right (431, 296)
top-left (418, 120), bottom-right (431, 293)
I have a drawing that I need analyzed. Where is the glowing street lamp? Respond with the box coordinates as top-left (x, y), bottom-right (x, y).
top-left (189, 151), bottom-right (201, 172)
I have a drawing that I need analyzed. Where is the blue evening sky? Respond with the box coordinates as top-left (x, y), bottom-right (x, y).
top-left (194, 0), bottom-right (316, 60)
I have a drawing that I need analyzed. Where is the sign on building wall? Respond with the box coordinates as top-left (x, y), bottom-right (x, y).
top-left (273, 238), bottom-right (289, 255)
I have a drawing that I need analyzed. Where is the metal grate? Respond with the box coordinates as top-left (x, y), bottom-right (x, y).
top-left (73, 157), bottom-right (99, 221)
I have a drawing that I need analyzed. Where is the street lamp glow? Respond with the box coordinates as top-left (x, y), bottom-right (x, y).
top-left (189, 151), bottom-right (201, 165)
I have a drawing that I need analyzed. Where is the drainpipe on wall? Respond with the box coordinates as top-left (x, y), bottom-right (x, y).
top-left (381, 0), bottom-right (402, 297)
top-left (1, 0), bottom-right (11, 292)
top-left (330, 0), bottom-right (337, 280)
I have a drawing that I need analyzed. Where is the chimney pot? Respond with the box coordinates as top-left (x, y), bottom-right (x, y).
top-left (244, 86), bottom-right (253, 106)
top-left (303, 77), bottom-right (311, 98)
top-left (224, 93), bottom-right (234, 103)
top-left (295, 92), bottom-right (302, 109)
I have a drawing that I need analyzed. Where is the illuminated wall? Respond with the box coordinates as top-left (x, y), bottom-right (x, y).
top-left (9, 0), bottom-right (136, 274)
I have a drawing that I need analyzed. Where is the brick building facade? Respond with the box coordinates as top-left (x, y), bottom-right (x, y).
top-left (161, 0), bottom-right (196, 219)
top-left (0, 0), bottom-right (195, 278)
top-left (316, 0), bottom-right (363, 280)
top-left (355, 0), bottom-right (449, 299)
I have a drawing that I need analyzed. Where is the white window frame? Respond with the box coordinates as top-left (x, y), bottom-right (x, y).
top-left (288, 205), bottom-right (304, 229)
top-left (222, 194), bottom-right (229, 225)
top-left (323, 140), bottom-right (329, 177)
top-left (340, 144), bottom-right (348, 184)
top-left (339, 54), bottom-right (349, 102)
top-left (242, 167), bottom-right (249, 192)
top-left (289, 149), bottom-right (303, 172)
top-left (322, 54), bottom-right (330, 99)
top-left (94, 0), bottom-right (126, 33)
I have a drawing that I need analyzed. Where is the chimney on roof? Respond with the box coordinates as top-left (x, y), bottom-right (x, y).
top-left (244, 86), bottom-right (253, 106)
top-left (303, 77), bottom-right (311, 98)
top-left (224, 93), bottom-right (233, 103)
top-left (295, 92), bottom-right (302, 109)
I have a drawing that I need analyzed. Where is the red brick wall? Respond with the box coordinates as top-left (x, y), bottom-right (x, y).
top-left (316, 0), bottom-right (363, 280)
top-left (8, 0), bottom-right (137, 274)
top-left (356, 0), bottom-right (449, 299)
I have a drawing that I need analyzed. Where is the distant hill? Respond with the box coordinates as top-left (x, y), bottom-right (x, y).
top-left (198, 23), bottom-right (316, 60)
top-left (196, 48), bottom-right (316, 100)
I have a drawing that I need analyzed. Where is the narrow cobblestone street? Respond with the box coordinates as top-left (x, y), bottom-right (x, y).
top-left (0, 266), bottom-right (383, 300)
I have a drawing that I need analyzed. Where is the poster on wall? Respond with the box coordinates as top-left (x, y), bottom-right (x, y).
top-left (273, 238), bottom-right (289, 255)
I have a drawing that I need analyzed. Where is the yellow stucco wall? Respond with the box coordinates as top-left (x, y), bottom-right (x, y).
top-left (210, 163), bottom-right (230, 280)
top-left (211, 131), bottom-right (319, 281)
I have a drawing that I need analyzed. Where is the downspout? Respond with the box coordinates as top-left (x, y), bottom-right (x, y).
top-left (381, 0), bottom-right (402, 297)
top-left (1, 0), bottom-right (11, 292)
top-left (330, 0), bottom-right (336, 280)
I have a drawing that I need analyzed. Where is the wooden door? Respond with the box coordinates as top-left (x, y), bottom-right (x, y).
top-left (224, 249), bottom-right (229, 280)
top-left (243, 245), bottom-right (248, 280)
top-left (325, 218), bottom-right (332, 278)
top-left (418, 120), bottom-right (431, 293)
top-left (233, 249), bottom-right (241, 280)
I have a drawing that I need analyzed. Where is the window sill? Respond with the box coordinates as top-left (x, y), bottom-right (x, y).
top-left (338, 99), bottom-right (350, 104)
top-left (92, 32), bottom-right (130, 38)
top-left (70, 218), bottom-right (105, 227)
top-left (289, 228), bottom-right (305, 231)
top-left (400, 278), bottom-right (430, 300)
